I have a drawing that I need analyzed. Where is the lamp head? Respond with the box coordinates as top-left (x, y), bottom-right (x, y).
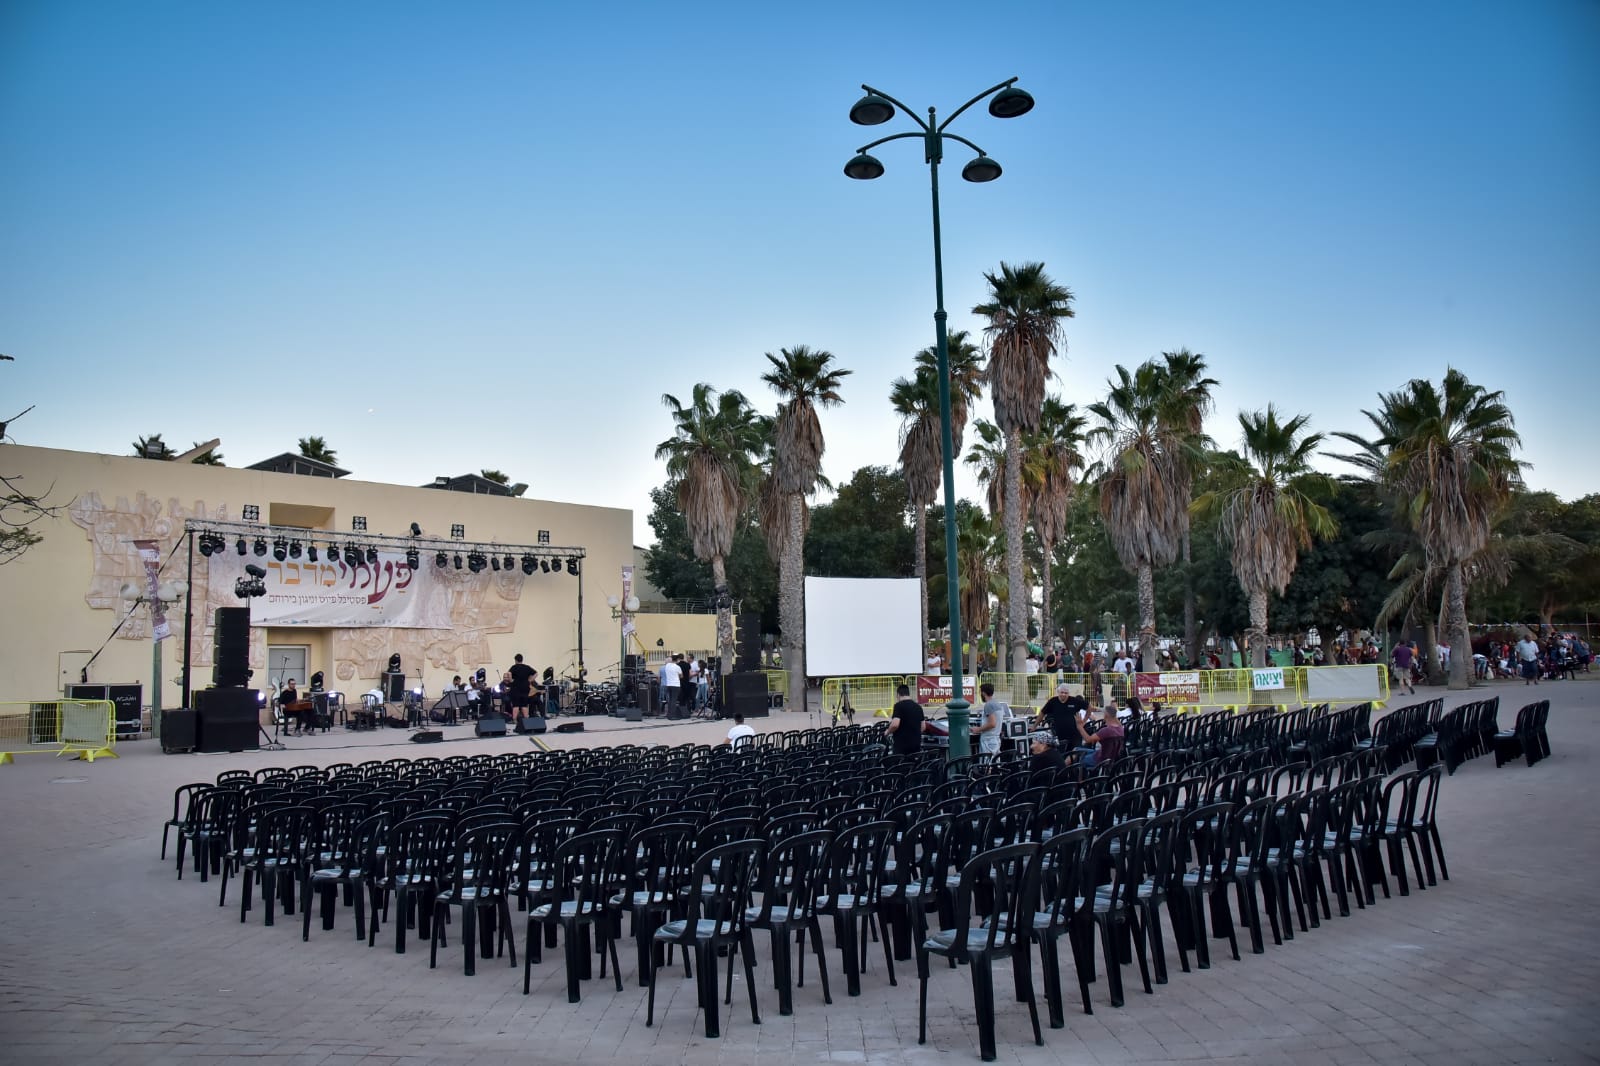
top-left (987, 85), bottom-right (1034, 119)
top-left (848, 91), bottom-right (895, 126)
top-left (120, 582), bottom-right (142, 602)
top-left (961, 156), bottom-right (1002, 183)
top-left (843, 153), bottom-right (885, 180)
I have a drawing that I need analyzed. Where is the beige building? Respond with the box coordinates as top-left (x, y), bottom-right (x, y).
top-left (0, 445), bottom-right (633, 713)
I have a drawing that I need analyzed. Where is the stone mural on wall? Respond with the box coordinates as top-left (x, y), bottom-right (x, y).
top-left (70, 491), bottom-right (532, 692)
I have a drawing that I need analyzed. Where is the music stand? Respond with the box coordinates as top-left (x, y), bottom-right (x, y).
top-left (430, 690), bottom-right (468, 725)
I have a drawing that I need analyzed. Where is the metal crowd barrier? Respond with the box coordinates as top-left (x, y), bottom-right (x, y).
top-left (0, 700), bottom-right (118, 765)
top-left (760, 670), bottom-right (789, 707)
top-left (981, 664), bottom-right (1389, 714)
top-left (820, 675), bottom-right (917, 720)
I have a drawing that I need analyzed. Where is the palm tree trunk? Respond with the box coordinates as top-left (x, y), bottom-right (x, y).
top-left (712, 555), bottom-right (733, 676)
top-left (781, 493), bottom-right (806, 713)
top-left (1182, 530), bottom-right (1198, 667)
top-left (1247, 587), bottom-right (1269, 669)
top-left (1444, 563), bottom-right (1471, 690)
top-left (1136, 562), bottom-right (1157, 671)
top-left (915, 506), bottom-right (928, 645)
top-left (1419, 619), bottom-right (1442, 686)
top-left (1004, 427), bottom-right (1027, 673)
top-left (1039, 534), bottom-right (1054, 657)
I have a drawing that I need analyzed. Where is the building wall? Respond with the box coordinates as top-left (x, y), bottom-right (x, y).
top-left (0, 445), bottom-right (632, 706)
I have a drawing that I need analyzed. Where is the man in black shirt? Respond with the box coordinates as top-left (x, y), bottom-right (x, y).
top-left (1036, 683), bottom-right (1084, 747)
top-left (508, 654), bottom-right (536, 717)
top-left (884, 684), bottom-right (925, 755)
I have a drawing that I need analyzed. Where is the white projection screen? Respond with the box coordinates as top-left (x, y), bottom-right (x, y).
top-left (804, 576), bottom-right (923, 677)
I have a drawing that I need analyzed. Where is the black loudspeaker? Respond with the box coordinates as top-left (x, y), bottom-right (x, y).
top-left (735, 613), bottom-right (761, 672)
top-left (194, 687), bottom-right (260, 753)
top-left (411, 730), bottom-right (444, 743)
top-left (724, 672), bottom-right (770, 719)
top-left (515, 715), bottom-right (546, 735)
top-left (213, 607), bottom-right (251, 687)
top-left (553, 721), bottom-right (584, 734)
top-left (475, 713), bottom-right (508, 738)
top-left (383, 672), bottom-right (406, 703)
top-left (624, 654), bottom-right (641, 673)
top-left (623, 704), bottom-right (643, 723)
top-left (161, 707), bottom-right (196, 753)
top-left (635, 682), bottom-right (655, 716)
top-left (107, 684), bottom-right (143, 736)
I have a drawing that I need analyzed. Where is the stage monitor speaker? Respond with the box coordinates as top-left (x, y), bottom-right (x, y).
top-left (724, 672), bottom-right (770, 719)
top-left (411, 730), bottom-right (444, 743)
top-left (623, 705), bottom-right (643, 723)
top-left (384, 672), bottom-right (406, 703)
top-left (161, 708), bottom-right (196, 753)
top-left (553, 721), bottom-right (585, 734)
top-left (515, 715), bottom-right (546, 735)
top-left (475, 713), bottom-right (508, 738)
top-left (194, 687), bottom-right (260, 753)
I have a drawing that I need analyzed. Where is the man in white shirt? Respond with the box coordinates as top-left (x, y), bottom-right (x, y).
top-left (659, 654), bottom-right (681, 711)
top-left (1112, 650), bottom-right (1135, 675)
top-left (724, 713), bottom-right (756, 747)
top-left (1516, 636), bottom-right (1541, 685)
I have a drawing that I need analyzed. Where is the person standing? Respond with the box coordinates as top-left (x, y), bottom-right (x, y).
top-left (884, 683), bottom-right (925, 756)
top-left (677, 654), bottom-right (693, 713)
top-left (688, 655), bottom-right (703, 711)
top-left (508, 654), bottom-right (536, 719)
top-left (1390, 641), bottom-right (1416, 696)
top-left (972, 682), bottom-right (1011, 759)
top-left (1516, 634), bottom-right (1541, 685)
top-left (1035, 683), bottom-right (1079, 748)
top-left (659, 654), bottom-right (681, 712)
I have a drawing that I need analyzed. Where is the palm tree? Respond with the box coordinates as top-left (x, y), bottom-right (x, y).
top-left (1368, 370), bottom-right (1523, 689)
top-left (1197, 406), bottom-right (1336, 668)
top-left (913, 329), bottom-right (986, 451)
top-left (131, 433), bottom-right (175, 460)
top-left (189, 442), bottom-right (224, 466)
top-left (761, 345), bottom-right (850, 712)
top-left (1088, 360), bottom-right (1194, 670)
top-left (655, 383), bottom-right (766, 675)
top-left (956, 508), bottom-right (999, 653)
top-left (480, 469), bottom-right (509, 485)
top-left (1029, 397), bottom-right (1088, 650)
top-left (297, 436), bottom-right (337, 465)
top-left (1160, 349), bottom-right (1218, 666)
top-left (973, 262), bottom-right (1075, 673)
top-left (963, 419), bottom-right (1011, 517)
top-left (891, 369), bottom-right (941, 642)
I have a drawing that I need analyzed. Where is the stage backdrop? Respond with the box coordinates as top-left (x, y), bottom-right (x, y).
top-left (211, 551), bottom-right (454, 628)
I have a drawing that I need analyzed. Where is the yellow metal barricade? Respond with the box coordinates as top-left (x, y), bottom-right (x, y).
top-left (1296, 663), bottom-right (1390, 708)
top-left (761, 670), bottom-right (789, 706)
top-left (979, 672), bottom-right (1071, 715)
top-left (0, 700), bottom-right (117, 765)
top-left (821, 676), bottom-right (914, 720)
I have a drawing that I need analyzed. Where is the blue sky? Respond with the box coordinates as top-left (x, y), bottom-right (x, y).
top-left (3, 1), bottom-right (1596, 546)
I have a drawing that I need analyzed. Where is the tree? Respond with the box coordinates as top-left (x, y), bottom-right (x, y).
top-left (1160, 349), bottom-right (1218, 666)
top-left (189, 442), bottom-right (224, 466)
top-left (655, 383), bottom-right (767, 675)
top-left (1365, 369), bottom-right (1523, 689)
top-left (297, 436), bottom-right (338, 465)
top-left (132, 433), bottom-right (176, 460)
top-left (913, 329), bottom-right (986, 451)
top-left (956, 507), bottom-right (999, 656)
top-left (805, 466), bottom-right (913, 578)
top-left (963, 419), bottom-right (1011, 517)
top-left (1197, 406), bottom-right (1336, 667)
top-left (1089, 359), bottom-right (1197, 670)
top-left (761, 345), bottom-right (850, 710)
top-left (2, 400), bottom-right (58, 564)
top-left (973, 261), bottom-right (1075, 673)
top-left (480, 469), bottom-right (509, 485)
top-left (1029, 397), bottom-right (1088, 653)
top-left (891, 368), bottom-right (941, 641)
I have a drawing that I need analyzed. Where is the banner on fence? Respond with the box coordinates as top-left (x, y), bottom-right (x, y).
top-left (916, 675), bottom-right (978, 706)
top-left (1252, 668), bottom-right (1286, 691)
top-left (1134, 671), bottom-right (1201, 702)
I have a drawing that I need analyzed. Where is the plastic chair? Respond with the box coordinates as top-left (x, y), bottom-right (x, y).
top-left (524, 829), bottom-right (625, 1003)
top-left (429, 822), bottom-right (520, 975)
top-left (746, 829), bottom-right (834, 1016)
top-left (916, 841), bottom-right (1043, 1062)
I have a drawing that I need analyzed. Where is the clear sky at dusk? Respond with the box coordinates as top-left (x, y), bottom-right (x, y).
top-left (4, 1), bottom-right (1596, 545)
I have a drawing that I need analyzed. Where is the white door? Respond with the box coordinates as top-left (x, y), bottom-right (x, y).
top-left (267, 645), bottom-right (309, 700)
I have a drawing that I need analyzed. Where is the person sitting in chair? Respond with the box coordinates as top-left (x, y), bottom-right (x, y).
top-left (277, 679), bottom-right (308, 735)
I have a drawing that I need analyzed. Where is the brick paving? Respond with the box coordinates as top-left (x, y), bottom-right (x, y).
top-left (1, 684), bottom-right (1596, 1065)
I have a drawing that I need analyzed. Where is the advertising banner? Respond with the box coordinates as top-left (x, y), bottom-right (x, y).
top-left (916, 674), bottom-right (979, 707)
top-left (1252, 667), bottom-right (1287, 691)
top-left (1133, 670), bottom-right (1201, 702)
top-left (133, 538), bottom-right (171, 640)
top-left (211, 551), bottom-right (453, 628)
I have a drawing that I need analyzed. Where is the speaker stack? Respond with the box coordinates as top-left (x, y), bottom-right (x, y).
top-left (212, 607), bottom-right (251, 687)
top-left (194, 687), bottom-right (260, 752)
top-left (735, 613), bottom-right (761, 673)
top-left (724, 672), bottom-right (770, 719)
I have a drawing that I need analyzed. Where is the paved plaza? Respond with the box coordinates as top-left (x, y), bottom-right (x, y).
top-left (1, 683), bottom-right (1596, 1066)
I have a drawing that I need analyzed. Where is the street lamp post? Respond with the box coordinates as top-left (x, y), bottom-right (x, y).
top-left (844, 77), bottom-right (1034, 761)
top-left (120, 578), bottom-right (189, 739)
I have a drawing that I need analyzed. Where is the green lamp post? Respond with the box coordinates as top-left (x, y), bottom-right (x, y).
top-left (844, 77), bottom-right (1035, 761)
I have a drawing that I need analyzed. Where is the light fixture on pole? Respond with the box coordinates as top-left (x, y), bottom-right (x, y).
top-left (843, 75), bottom-right (1034, 760)
top-left (120, 577), bottom-right (189, 739)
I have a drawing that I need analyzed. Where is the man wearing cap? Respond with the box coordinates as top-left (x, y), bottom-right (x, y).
top-left (1028, 732), bottom-right (1066, 774)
